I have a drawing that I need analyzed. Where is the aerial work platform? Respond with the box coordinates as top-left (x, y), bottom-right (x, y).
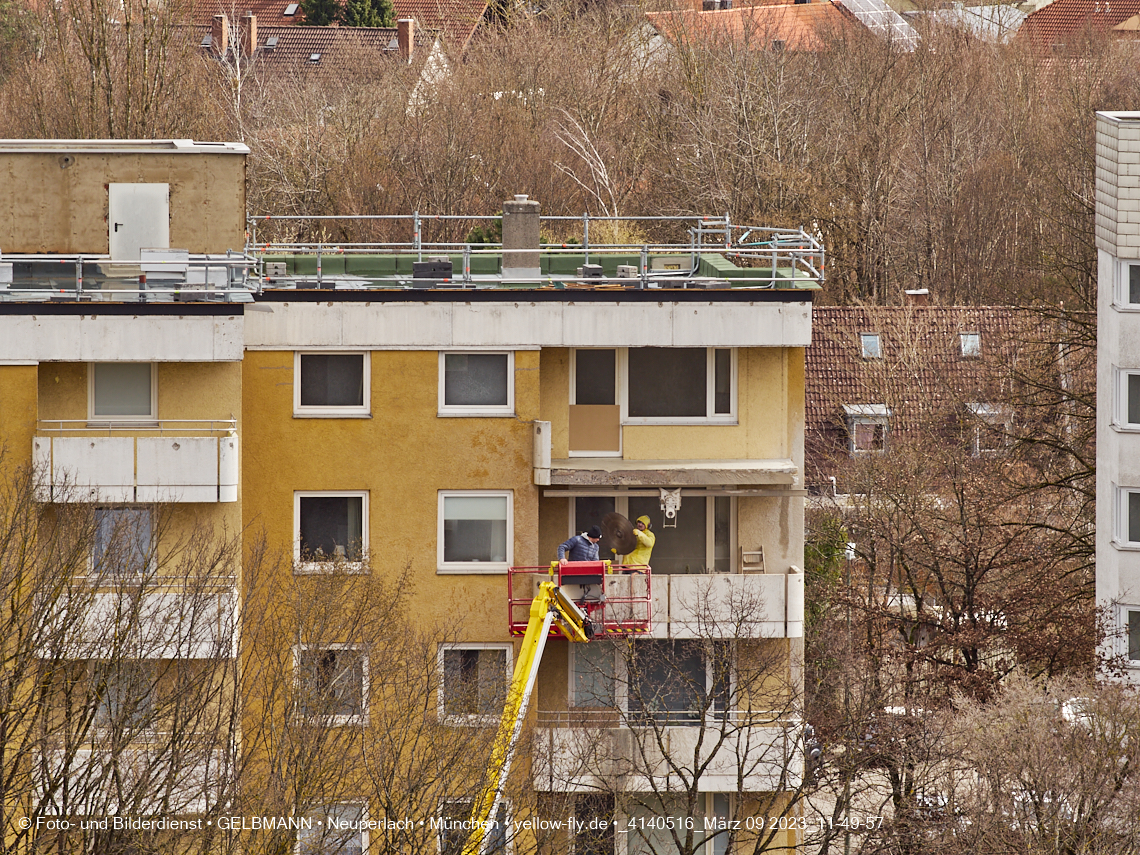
top-left (507, 561), bottom-right (653, 636)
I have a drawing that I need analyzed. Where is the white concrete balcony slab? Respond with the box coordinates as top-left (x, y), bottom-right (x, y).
top-left (533, 715), bottom-right (801, 793)
top-left (34, 421), bottom-right (238, 502)
top-left (44, 586), bottom-right (238, 660)
top-left (40, 747), bottom-right (229, 815)
top-left (647, 571), bottom-right (804, 639)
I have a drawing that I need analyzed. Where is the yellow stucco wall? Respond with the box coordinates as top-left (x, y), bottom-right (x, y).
top-left (0, 151), bottom-right (246, 254)
top-left (241, 349), bottom-right (541, 637)
top-left (37, 362), bottom-right (241, 423)
top-left (0, 365), bottom-right (38, 482)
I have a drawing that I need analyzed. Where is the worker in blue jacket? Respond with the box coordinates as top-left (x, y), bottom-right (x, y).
top-left (558, 525), bottom-right (602, 565)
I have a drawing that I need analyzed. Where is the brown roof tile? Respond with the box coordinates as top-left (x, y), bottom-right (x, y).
top-left (192, 0), bottom-right (487, 50)
top-left (1015, 0), bottom-right (1140, 51)
top-left (804, 306), bottom-right (1043, 482)
top-left (195, 22), bottom-right (435, 75)
top-left (646, 2), bottom-right (859, 52)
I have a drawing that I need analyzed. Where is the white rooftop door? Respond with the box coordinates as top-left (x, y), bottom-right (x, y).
top-left (108, 183), bottom-right (169, 260)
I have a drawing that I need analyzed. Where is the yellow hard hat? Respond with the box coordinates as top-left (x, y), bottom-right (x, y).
top-left (636, 515), bottom-right (651, 528)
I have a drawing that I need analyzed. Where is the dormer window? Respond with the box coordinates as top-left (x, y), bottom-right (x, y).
top-left (844, 404), bottom-right (890, 455)
top-left (860, 333), bottom-right (881, 359)
top-left (960, 332), bottom-right (980, 357)
top-left (966, 403), bottom-right (1012, 456)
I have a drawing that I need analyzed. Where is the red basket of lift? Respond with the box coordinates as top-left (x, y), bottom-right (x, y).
top-left (508, 561), bottom-right (652, 636)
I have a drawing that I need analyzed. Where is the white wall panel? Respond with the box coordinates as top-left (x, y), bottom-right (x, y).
top-left (246, 300), bottom-right (813, 349)
top-left (52, 437), bottom-right (134, 502)
top-left (0, 316), bottom-right (242, 362)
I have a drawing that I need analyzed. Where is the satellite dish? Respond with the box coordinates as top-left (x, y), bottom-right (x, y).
top-left (599, 512), bottom-right (637, 558)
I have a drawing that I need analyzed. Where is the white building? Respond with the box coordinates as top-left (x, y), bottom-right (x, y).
top-left (1096, 111), bottom-right (1140, 677)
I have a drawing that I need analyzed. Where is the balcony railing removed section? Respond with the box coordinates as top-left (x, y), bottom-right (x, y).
top-left (34, 420), bottom-right (238, 503)
top-left (533, 719), bottom-right (802, 793)
top-left (659, 571), bottom-right (804, 640)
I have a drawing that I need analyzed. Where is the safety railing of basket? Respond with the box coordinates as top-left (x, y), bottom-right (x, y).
top-left (507, 564), bottom-right (653, 636)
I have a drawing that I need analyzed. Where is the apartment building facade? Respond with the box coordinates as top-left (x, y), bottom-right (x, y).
top-left (0, 140), bottom-right (249, 851)
top-left (0, 139), bottom-right (816, 854)
top-left (1096, 111), bottom-right (1140, 680)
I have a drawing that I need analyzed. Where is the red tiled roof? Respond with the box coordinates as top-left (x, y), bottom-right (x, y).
top-left (1015, 0), bottom-right (1140, 51)
top-left (646, 2), bottom-right (858, 51)
top-left (192, 0), bottom-right (487, 50)
top-left (394, 0), bottom-right (487, 50)
top-left (195, 22), bottom-right (436, 74)
top-left (804, 306), bottom-right (1041, 482)
top-left (194, 0), bottom-right (304, 27)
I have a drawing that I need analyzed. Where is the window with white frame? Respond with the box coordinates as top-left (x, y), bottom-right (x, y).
top-left (294, 352), bottom-right (369, 417)
top-left (92, 660), bottom-right (156, 731)
top-left (960, 332), bottom-right (981, 358)
top-left (439, 352), bottom-right (513, 415)
top-left (438, 644), bottom-right (510, 722)
top-left (573, 348), bottom-right (617, 406)
top-left (294, 492), bottom-right (367, 570)
top-left (570, 347), bottom-right (735, 424)
top-left (1115, 368), bottom-right (1140, 428)
top-left (860, 333), bottom-right (882, 359)
top-left (1116, 261), bottom-right (1140, 307)
top-left (571, 639), bottom-right (618, 708)
top-left (438, 800), bottom-right (507, 855)
top-left (966, 403), bottom-right (1012, 456)
top-left (1121, 607), bottom-right (1140, 665)
top-left (89, 362), bottom-right (155, 421)
top-left (1117, 488), bottom-right (1140, 547)
top-left (625, 347), bottom-right (734, 422)
top-left (627, 639), bottom-right (729, 725)
top-left (627, 794), bottom-right (730, 855)
top-left (438, 491), bottom-right (511, 571)
top-left (296, 804), bottom-right (368, 855)
top-left (844, 404), bottom-right (890, 455)
top-left (571, 494), bottom-right (732, 575)
top-left (294, 645), bottom-right (368, 725)
top-left (93, 507), bottom-right (153, 577)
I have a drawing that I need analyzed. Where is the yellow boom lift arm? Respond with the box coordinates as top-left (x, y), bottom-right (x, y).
top-left (462, 579), bottom-right (593, 855)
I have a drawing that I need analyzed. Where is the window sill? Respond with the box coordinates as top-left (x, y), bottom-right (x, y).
top-left (87, 419), bottom-right (159, 429)
top-left (441, 714), bottom-right (501, 727)
top-left (1110, 423), bottom-right (1140, 433)
top-left (294, 561), bottom-right (368, 575)
top-left (622, 418), bottom-right (737, 427)
top-left (293, 714), bottom-right (369, 727)
top-left (1111, 302), bottom-right (1140, 313)
top-left (437, 564), bottom-right (510, 575)
top-left (1110, 538), bottom-right (1140, 552)
top-left (437, 410), bottom-right (516, 418)
top-left (293, 410), bottom-right (372, 419)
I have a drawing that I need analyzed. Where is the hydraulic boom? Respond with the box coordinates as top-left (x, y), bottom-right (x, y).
top-left (462, 580), bottom-right (592, 855)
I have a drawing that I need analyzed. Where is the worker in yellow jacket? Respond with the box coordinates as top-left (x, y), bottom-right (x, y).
top-left (625, 515), bottom-right (655, 567)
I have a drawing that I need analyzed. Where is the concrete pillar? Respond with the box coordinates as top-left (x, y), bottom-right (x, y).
top-left (502, 194), bottom-right (541, 282)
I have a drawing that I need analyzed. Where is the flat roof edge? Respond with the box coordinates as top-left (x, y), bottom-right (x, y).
top-left (255, 289), bottom-right (816, 304)
top-left (0, 139), bottom-right (250, 154)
